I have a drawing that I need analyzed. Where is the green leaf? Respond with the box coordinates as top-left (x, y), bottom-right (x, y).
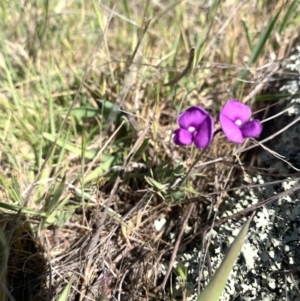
top-left (83, 155), bottom-right (115, 184)
top-left (176, 262), bottom-right (187, 281)
top-left (134, 138), bottom-right (149, 159)
top-left (46, 208), bottom-right (73, 226)
top-left (68, 100), bottom-right (122, 125)
top-left (197, 216), bottom-right (252, 301)
top-left (71, 106), bottom-right (102, 119)
top-left (144, 176), bottom-right (167, 193)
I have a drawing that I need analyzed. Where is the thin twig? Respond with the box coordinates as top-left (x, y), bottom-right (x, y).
top-left (127, 18), bottom-right (151, 67)
top-left (195, 115), bottom-right (300, 169)
top-left (163, 47), bottom-right (195, 86)
top-left (102, 119), bottom-right (152, 226)
top-left (181, 180), bottom-right (300, 248)
top-left (107, 20), bottom-right (152, 133)
top-left (243, 62), bottom-right (281, 104)
top-left (154, 202), bottom-right (194, 293)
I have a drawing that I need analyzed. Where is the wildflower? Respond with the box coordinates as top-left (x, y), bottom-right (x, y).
top-left (173, 106), bottom-right (214, 149)
top-left (219, 100), bottom-right (262, 143)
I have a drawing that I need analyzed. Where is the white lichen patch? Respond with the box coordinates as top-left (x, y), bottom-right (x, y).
top-left (154, 217), bottom-right (166, 231)
top-left (242, 242), bottom-right (259, 270)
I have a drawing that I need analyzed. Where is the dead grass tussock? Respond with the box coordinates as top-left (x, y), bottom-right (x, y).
top-left (0, 0), bottom-right (300, 300)
top-left (0, 214), bottom-right (49, 300)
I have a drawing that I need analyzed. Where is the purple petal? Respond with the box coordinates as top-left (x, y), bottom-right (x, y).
top-left (193, 115), bottom-right (214, 148)
top-left (173, 128), bottom-right (193, 146)
top-left (240, 119), bottom-right (262, 138)
top-left (220, 100), bottom-right (252, 123)
top-left (177, 106), bottom-right (209, 130)
top-left (220, 114), bottom-right (244, 143)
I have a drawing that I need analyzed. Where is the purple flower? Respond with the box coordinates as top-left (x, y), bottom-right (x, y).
top-left (219, 100), bottom-right (262, 143)
top-left (173, 106), bottom-right (214, 149)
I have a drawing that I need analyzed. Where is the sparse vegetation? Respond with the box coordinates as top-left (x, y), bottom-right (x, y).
top-left (0, 0), bottom-right (300, 300)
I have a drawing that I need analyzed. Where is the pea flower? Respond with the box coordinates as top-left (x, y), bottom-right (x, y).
top-left (219, 100), bottom-right (262, 143)
top-left (173, 106), bottom-right (214, 149)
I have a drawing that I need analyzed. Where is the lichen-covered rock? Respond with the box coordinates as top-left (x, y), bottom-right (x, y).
top-left (173, 47), bottom-right (300, 300)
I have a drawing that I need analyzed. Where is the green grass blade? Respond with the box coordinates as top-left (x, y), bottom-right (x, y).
top-left (241, 19), bottom-right (253, 51)
top-left (279, 0), bottom-right (299, 34)
top-left (248, 9), bottom-right (281, 66)
top-left (0, 229), bottom-right (8, 279)
top-left (43, 132), bottom-right (97, 159)
top-left (197, 216), bottom-right (252, 301)
top-left (255, 92), bottom-right (297, 101)
top-left (46, 175), bottom-right (66, 215)
top-left (0, 202), bottom-right (46, 216)
top-left (83, 156), bottom-right (115, 184)
top-left (58, 276), bottom-right (73, 301)
top-left (233, 8), bottom-right (282, 93)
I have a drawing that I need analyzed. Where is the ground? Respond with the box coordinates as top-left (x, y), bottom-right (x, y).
top-left (0, 1), bottom-right (300, 301)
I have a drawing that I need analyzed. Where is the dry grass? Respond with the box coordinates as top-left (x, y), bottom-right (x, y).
top-left (0, 0), bottom-right (300, 300)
